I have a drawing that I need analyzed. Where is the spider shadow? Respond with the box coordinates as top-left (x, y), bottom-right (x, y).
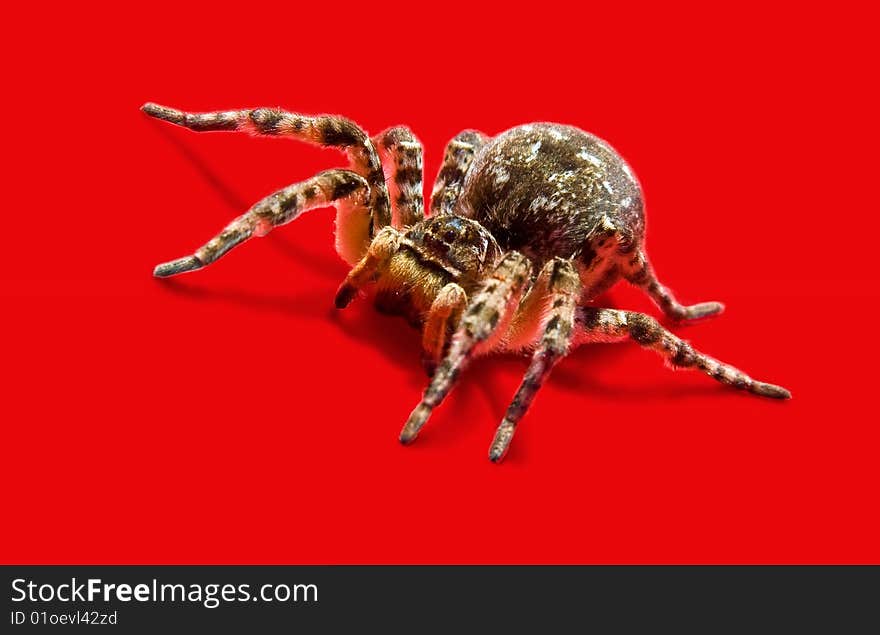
top-left (148, 122), bottom-right (342, 281)
top-left (155, 275), bottom-right (729, 463)
top-left (157, 278), bottom-right (426, 384)
top-left (159, 277), bottom-right (330, 321)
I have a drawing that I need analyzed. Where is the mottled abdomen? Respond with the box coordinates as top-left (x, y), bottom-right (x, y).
top-left (457, 123), bottom-right (644, 264)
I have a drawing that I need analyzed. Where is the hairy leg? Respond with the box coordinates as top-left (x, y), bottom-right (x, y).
top-left (421, 283), bottom-right (468, 376)
top-left (373, 127), bottom-right (424, 229)
top-left (621, 248), bottom-right (724, 321)
top-left (576, 308), bottom-right (790, 398)
top-left (429, 130), bottom-right (487, 216)
top-left (489, 258), bottom-right (582, 462)
top-left (334, 227), bottom-right (402, 308)
top-left (153, 169), bottom-right (369, 277)
top-left (400, 252), bottom-right (532, 443)
top-left (142, 102), bottom-right (390, 261)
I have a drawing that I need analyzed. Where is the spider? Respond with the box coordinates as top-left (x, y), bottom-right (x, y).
top-left (142, 102), bottom-right (790, 462)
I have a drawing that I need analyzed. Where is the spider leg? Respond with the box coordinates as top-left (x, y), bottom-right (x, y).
top-left (142, 102), bottom-right (390, 262)
top-left (334, 226), bottom-right (402, 308)
top-left (621, 248), bottom-right (725, 321)
top-left (373, 127), bottom-right (424, 229)
top-left (576, 308), bottom-right (791, 398)
top-left (489, 258), bottom-right (582, 462)
top-left (429, 130), bottom-right (488, 216)
top-left (399, 252), bottom-right (532, 443)
top-left (153, 169), bottom-right (368, 277)
top-left (421, 282), bottom-right (468, 376)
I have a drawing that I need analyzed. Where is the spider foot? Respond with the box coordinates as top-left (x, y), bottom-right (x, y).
top-left (399, 404), bottom-right (432, 444)
top-left (674, 301), bottom-right (725, 321)
top-left (750, 381), bottom-right (791, 399)
top-left (488, 419), bottom-right (516, 463)
top-left (142, 102), bottom-right (180, 122)
top-left (153, 255), bottom-right (204, 277)
top-left (334, 282), bottom-right (358, 309)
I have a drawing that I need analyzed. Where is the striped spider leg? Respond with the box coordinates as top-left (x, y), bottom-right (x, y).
top-left (142, 102), bottom-right (391, 270)
top-left (373, 126), bottom-right (424, 229)
top-left (430, 130), bottom-right (488, 216)
top-left (575, 308), bottom-right (791, 399)
top-left (400, 251), bottom-right (532, 443)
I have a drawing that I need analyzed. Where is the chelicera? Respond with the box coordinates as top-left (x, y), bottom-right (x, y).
top-left (142, 103), bottom-right (790, 463)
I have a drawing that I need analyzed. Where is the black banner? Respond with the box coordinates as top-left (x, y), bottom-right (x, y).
top-left (3, 566), bottom-right (878, 631)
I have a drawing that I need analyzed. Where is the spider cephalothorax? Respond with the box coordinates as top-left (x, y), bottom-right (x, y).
top-left (143, 103), bottom-right (790, 462)
top-left (364, 214), bottom-right (503, 327)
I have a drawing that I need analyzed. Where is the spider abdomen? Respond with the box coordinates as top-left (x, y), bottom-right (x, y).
top-left (458, 123), bottom-right (645, 265)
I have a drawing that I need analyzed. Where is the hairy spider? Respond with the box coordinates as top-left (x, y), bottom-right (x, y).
top-left (142, 103), bottom-right (790, 462)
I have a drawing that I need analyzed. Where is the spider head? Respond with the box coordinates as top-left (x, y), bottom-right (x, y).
top-left (404, 214), bottom-right (503, 276)
top-left (373, 215), bottom-right (503, 325)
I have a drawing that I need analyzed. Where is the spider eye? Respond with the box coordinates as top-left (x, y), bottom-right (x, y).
top-left (443, 229), bottom-right (457, 243)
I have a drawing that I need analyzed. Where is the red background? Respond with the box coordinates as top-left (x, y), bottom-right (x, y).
top-left (2, 2), bottom-right (877, 563)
